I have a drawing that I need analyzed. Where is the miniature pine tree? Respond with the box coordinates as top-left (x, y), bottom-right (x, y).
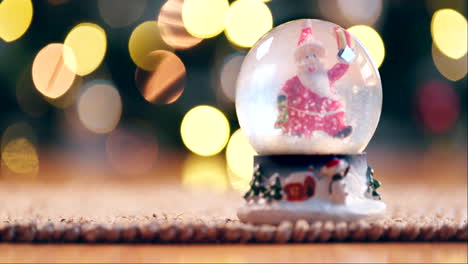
top-left (267, 176), bottom-right (283, 201)
top-left (366, 166), bottom-right (382, 200)
top-left (244, 164), bottom-right (267, 200)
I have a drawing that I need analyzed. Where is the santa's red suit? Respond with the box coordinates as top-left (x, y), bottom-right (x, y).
top-left (274, 27), bottom-right (352, 137)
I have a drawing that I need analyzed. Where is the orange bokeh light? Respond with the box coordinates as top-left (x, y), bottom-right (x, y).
top-left (135, 50), bottom-right (186, 104)
top-left (158, 0), bottom-right (203, 50)
top-left (32, 43), bottom-right (76, 99)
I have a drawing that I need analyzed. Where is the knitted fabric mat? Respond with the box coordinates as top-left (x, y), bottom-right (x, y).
top-left (0, 182), bottom-right (466, 243)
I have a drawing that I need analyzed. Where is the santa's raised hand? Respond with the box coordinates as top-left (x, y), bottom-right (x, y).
top-left (335, 27), bottom-right (356, 63)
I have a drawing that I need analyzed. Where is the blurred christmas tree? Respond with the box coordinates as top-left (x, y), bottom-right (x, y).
top-left (366, 166), bottom-right (382, 200)
top-left (244, 164), bottom-right (267, 200)
top-left (266, 176), bottom-right (283, 201)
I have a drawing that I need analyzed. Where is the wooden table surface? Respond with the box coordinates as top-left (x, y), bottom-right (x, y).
top-left (0, 243), bottom-right (467, 263)
top-left (1, 150), bottom-right (466, 263)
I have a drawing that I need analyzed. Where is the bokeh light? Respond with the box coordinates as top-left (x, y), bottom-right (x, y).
top-left (318, 1), bottom-right (344, 27)
top-left (224, 0), bottom-right (273, 48)
top-left (1, 122), bottom-right (37, 150)
top-left (180, 105), bottom-right (230, 156)
top-left (32, 43), bottom-right (76, 99)
top-left (98, 0), bottom-right (147, 28)
top-left (77, 81), bottom-right (122, 134)
top-left (158, 0), bottom-right (203, 50)
top-left (64, 23), bottom-right (107, 76)
top-left (182, 0), bottom-right (229, 38)
top-left (44, 76), bottom-right (83, 109)
top-left (129, 21), bottom-right (173, 71)
top-left (432, 44), bottom-right (467, 82)
top-left (2, 138), bottom-right (39, 177)
top-left (336, 0), bottom-right (383, 26)
top-left (0, 0), bottom-right (33, 42)
top-left (226, 129), bottom-right (256, 193)
top-left (16, 65), bottom-right (48, 118)
top-left (219, 53), bottom-right (244, 102)
top-left (426, 0), bottom-right (466, 14)
top-left (318, 0), bottom-right (383, 28)
top-left (417, 80), bottom-right (460, 134)
top-left (348, 25), bottom-right (385, 68)
top-left (182, 154), bottom-right (228, 192)
top-left (1, 122), bottom-right (39, 177)
top-left (1, 138), bottom-right (39, 176)
top-left (431, 8), bottom-right (467, 59)
top-left (135, 50), bottom-right (186, 104)
top-left (106, 127), bottom-right (158, 176)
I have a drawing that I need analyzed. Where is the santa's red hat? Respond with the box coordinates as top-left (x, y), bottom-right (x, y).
top-left (320, 158), bottom-right (349, 178)
top-left (296, 27), bottom-right (326, 58)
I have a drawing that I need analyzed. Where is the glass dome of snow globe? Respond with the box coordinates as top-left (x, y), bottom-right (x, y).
top-left (236, 19), bottom-right (382, 155)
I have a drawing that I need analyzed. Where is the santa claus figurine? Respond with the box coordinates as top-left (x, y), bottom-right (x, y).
top-left (274, 26), bottom-right (355, 138)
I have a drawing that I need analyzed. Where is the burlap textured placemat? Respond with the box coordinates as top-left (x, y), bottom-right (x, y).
top-left (0, 183), bottom-right (466, 243)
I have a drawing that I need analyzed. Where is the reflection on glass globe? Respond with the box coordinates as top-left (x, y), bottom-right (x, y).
top-left (236, 19), bottom-right (382, 155)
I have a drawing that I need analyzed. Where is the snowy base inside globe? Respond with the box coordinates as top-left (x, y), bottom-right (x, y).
top-left (238, 197), bottom-right (386, 224)
top-left (237, 154), bottom-right (386, 224)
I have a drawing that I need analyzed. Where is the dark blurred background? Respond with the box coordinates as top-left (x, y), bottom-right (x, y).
top-left (0, 0), bottom-right (466, 187)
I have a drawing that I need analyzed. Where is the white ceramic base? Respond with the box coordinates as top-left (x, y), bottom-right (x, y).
top-left (237, 198), bottom-right (386, 224)
top-left (238, 154), bottom-right (385, 224)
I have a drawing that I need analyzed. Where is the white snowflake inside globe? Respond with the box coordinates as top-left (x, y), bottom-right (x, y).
top-left (236, 19), bottom-right (382, 155)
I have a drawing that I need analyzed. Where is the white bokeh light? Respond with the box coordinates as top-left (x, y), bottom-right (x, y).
top-left (337, 0), bottom-right (383, 26)
top-left (220, 53), bottom-right (244, 101)
top-left (77, 81), bottom-right (122, 134)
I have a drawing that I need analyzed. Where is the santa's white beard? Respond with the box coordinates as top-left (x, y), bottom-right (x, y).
top-left (298, 70), bottom-right (335, 98)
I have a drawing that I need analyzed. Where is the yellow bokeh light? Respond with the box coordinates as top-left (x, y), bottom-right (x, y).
top-left (180, 105), bottom-right (230, 156)
top-left (431, 8), bottom-right (467, 59)
top-left (1, 138), bottom-right (39, 175)
top-left (64, 23), bottom-right (107, 76)
top-left (1, 122), bottom-right (39, 176)
top-left (225, 0), bottom-right (273, 48)
top-left (182, 0), bottom-right (229, 39)
top-left (432, 44), bottom-right (467, 82)
top-left (348, 25), bottom-right (385, 68)
top-left (77, 81), bottom-right (122, 134)
top-left (0, 0), bottom-right (33, 42)
top-left (129, 21), bottom-right (173, 71)
top-left (226, 129), bottom-right (257, 193)
top-left (182, 154), bottom-right (228, 192)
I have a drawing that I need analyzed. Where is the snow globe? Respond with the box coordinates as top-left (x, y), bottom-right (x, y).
top-left (236, 19), bottom-right (385, 224)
